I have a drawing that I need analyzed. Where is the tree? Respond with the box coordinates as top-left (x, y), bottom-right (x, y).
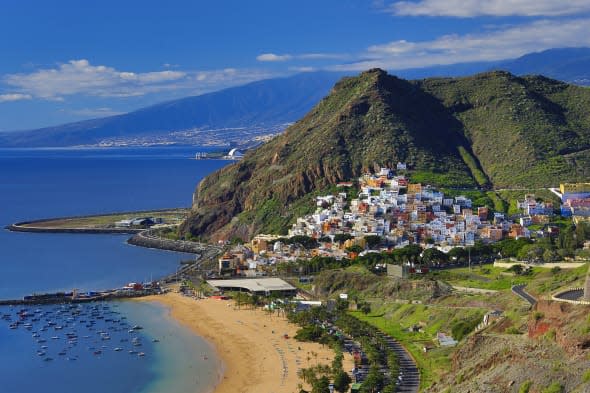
top-left (508, 264), bottom-right (524, 275)
top-left (334, 233), bottom-right (353, 243)
top-left (360, 302), bottom-right (371, 315)
top-left (311, 375), bottom-right (330, 393)
top-left (542, 249), bottom-right (558, 263)
top-left (346, 245), bottom-right (364, 254)
top-left (364, 235), bottom-right (382, 249)
top-left (517, 244), bottom-right (544, 263)
top-left (361, 364), bottom-right (384, 393)
top-left (448, 247), bottom-right (468, 263)
top-left (289, 235), bottom-right (319, 249)
top-left (421, 248), bottom-right (448, 266)
top-left (333, 370), bottom-right (352, 393)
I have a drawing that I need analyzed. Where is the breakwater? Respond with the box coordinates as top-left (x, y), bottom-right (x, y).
top-left (127, 230), bottom-right (214, 254)
top-left (0, 290), bottom-right (161, 306)
top-left (7, 224), bottom-right (142, 234)
top-left (5, 208), bottom-right (188, 234)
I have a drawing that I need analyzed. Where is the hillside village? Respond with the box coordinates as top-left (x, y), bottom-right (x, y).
top-left (217, 165), bottom-right (590, 277)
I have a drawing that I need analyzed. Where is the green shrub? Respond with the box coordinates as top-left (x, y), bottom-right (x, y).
top-left (518, 380), bottom-right (532, 393)
top-left (541, 382), bottom-right (564, 393)
top-left (451, 319), bottom-right (479, 341)
top-left (505, 327), bottom-right (521, 334)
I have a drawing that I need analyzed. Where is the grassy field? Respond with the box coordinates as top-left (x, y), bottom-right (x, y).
top-left (430, 264), bottom-right (588, 293)
top-left (18, 208), bottom-right (189, 229)
top-left (351, 299), bottom-right (486, 389)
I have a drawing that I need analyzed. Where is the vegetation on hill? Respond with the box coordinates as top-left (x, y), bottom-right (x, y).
top-left (181, 69), bottom-right (590, 240)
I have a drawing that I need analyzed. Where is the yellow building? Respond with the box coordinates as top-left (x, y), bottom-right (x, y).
top-left (407, 183), bottom-right (422, 194)
top-left (251, 234), bottom-right (279, 254)
top-left (560, 183), bottom-right (590, 194)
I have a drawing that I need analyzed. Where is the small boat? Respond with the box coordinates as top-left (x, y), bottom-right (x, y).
top-left (44, 357), bottom-right (53, 362)
top-left (138, 352), bottom-right (145, 357)
top-left (93, 350), bottom-right (102, 355)
top-left (114, 347), bottom-right (123, 352)
top-left (152, 339), bottom-right (160, 343)
top-left (131, 325), bottom-right (143, 330)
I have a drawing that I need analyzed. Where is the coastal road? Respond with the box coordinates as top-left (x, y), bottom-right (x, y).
top-left (373, 332), bottom-right (420, 393)
top-left (554, 288), bottom-right (584, 301)
top-left (512, 284), bottom-right (537, 306)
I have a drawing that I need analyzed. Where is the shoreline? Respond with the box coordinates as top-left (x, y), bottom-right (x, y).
top-left (137, 292), bottom-right (347, 393)
top-left (4, 208), bottom-right (216, 255)
top-left (5, 208), bottom-right (188, 235)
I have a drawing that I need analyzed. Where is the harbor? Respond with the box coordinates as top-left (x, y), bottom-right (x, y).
top-left (0, 286), bottom-right (163, 306)
top-left (1, 302), bottom-right (153, 362)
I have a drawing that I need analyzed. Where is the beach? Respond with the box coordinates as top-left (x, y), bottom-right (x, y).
top-left (142, 292), bottom-right (350, 393)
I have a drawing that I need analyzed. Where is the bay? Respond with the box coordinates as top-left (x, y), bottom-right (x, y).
top-left (0, 146), bottom-right (229, 393)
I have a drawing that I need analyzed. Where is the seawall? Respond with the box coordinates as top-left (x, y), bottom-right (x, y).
top-left (127, 230), bottom-right (220, 255)
top-left (7, 224), bottom-right (141, 234)
top-left (5, 208), bottom-right (188, 235)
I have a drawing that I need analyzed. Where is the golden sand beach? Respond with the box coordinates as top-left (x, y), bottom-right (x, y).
top-left (140, 292), bottom-right (352, 393)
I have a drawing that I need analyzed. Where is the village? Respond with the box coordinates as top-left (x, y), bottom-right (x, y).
top-left (216, 164), bottom-right (590, 278)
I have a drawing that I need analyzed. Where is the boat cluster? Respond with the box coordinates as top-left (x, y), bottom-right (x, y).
top-left (1, 302), bottom-right (159, 363)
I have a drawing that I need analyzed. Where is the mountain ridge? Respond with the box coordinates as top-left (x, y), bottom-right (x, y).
top-left (180, 69), bottom-right (590, 241)
top-left (0, 71), bottom-right (344, 147)
top-left (3, 48), bottom-right (590, 148)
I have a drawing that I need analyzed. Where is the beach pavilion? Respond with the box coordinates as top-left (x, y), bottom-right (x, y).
top-left (206, 278), bottom-right (297, 297)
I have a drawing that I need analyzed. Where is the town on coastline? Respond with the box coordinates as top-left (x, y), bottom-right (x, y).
top-left (214, 165), bottom-right (590, 279)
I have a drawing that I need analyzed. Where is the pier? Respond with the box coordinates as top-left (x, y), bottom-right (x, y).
top-left (0, 289), bottom-right (163, 306)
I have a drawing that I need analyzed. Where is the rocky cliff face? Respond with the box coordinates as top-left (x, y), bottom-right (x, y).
top-left (181, 69), bottom-right (590, 240)
top-left (427, 301), bottom-right (590, 393)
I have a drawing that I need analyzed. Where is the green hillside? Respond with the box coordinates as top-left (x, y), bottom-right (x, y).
top-left (180, 69), bottom-right (590, 240)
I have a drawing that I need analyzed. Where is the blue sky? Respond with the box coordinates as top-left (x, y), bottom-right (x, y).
top-left (1, 0), bottom-right (590, 131)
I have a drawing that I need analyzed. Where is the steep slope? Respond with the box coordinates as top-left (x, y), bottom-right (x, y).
top-left (420, 71), bottom-right (590, 186)
top-left (180, 69), bottom-right (477, 240)
top-left (181, 69), bottom-right (590, 240)
top-left (0, 71), bottom-right (342, 147)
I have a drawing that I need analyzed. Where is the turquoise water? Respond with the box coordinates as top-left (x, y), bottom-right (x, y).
top-left (0, 147), bottom-right (228, 393)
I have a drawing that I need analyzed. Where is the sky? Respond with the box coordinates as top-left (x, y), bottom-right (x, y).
top-left (1, 0), bottom-right (590, 131)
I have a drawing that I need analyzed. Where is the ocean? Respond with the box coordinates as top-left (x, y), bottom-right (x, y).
top-left (0, 147), bottom-right (228, 393)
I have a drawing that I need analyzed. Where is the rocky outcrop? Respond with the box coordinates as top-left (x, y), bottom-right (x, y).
top-left (127, 231), bottom-right (214, 254)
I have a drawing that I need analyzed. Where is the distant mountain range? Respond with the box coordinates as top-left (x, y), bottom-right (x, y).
top-left (1, 47), bottom-right (589, 148)
top-left (0, 72), bottom-right (344, 148)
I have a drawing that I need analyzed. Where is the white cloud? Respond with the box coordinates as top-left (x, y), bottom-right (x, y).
top-left (289, 66), bottom-right (317, 73)
top-left (388, 0), bottom-right (590, 17)
top-left (256, 53), bottom-right (293, 62)
top-left (3, 59), bottom-right (186, 100)
top-left (256, 52), bottom-right (349, 62)
top-left (330, 18), bottom-right (590, 71)
top-left (2, 59), bottom-right (278, 101)
top-left (66, 107), bottom-right (125, 117)
top-left (0, 93), bottom-right (32, 103)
